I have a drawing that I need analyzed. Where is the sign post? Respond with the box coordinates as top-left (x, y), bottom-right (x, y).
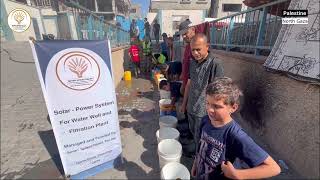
top-left (30, 40), bottom-right (122, 178)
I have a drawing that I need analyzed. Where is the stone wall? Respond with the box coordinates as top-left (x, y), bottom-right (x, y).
top-left (111, 47), bottom-right (130, 87)
top-left (211, 49), bottom-right (319, 178)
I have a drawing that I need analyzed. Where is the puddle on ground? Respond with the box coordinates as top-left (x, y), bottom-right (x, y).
top-left (1, 158), bottom-right (64, 180)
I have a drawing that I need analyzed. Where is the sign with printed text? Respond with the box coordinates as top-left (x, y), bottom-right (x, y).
top-left (30, 40), bottom-right (122, 176)
top-left (282, 10), bottom-right (309, 24)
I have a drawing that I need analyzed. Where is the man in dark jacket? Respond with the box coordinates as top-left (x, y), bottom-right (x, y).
top-left (181, 33), bottom-right (224, 152)
top-left (153, 19), bottom-right (160, 44)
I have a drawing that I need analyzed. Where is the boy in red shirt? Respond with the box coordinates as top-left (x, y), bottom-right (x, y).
top-left (128, 41), bottom-right (141, 77)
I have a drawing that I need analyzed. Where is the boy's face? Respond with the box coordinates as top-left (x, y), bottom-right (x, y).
top-left (205, 95), bottom-right (238, 122)
top-left (162, 84), bottom-right (170, 91)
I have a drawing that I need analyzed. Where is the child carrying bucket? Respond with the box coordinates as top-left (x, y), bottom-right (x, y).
top-left (191, 77), bottom-right (281, 179)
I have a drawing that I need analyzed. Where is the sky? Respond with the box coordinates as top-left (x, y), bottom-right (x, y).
top-left (131, 0), bottom-right (149, 18)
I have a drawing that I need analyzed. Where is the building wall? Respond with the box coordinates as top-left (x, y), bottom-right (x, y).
top-left (151, 0), bottom-right (210, 10)
top-left (147, 12), bottom-right (157, 23)
top-left (43, 18), bottom-right (58, 37)
top-left (130, 4), bottom-right (142, 19)
top-left (211, 49), bottom-right (319, 178)
top-left (3, 0), bottom-right (58, 41)
top-left (214, 0), bottom-right (247, 18)
top-left (67, 13), bottom-right (78, 40)
top-left (160, 10), bottom-right (205, 36)
top-left (41, 8), bottom-right (57, 16)
top-left (111, 47), bottom-right (128, 87)
top-left (57, 13), bottom-right (71, 39)
top-left (1, 0), bottom-right (15, 41)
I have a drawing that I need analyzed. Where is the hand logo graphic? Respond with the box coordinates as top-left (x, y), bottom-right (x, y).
top-left (14, 12), bottom-right (25, 24)
top-left (68, 58), bottom-right (88, 78)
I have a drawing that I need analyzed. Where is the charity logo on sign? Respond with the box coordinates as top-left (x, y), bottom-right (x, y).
top-left (56, 51), bottom-right (101, 91)
top-left (8, 8), bottom-right (31, 32)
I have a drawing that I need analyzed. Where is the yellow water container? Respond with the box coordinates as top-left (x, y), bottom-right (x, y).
top-left (124, 71), bottom-right (132, 81)
top-left (124, 80), bottom-right (132, 88)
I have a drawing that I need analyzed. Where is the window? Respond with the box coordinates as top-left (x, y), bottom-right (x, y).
top-left (172, 15), bottom-right (189, 32)
top-left (130, 9), bottom-right (136, 13)
top-left (180, 0), bottom-right (191, 4)
top-left (15, 0), bottom-right (27, 4)
top-left (196, 0), bottom-right (208, 4)
top-left (97, 0), bottom-right (113, 12)
top-left (77, 0), bottom-right (96, 11)
top-left (222, 4), bottom-right (242, 12)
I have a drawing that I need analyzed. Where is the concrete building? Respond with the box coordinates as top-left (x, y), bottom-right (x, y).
top-left (130, 4), bottom-right (142, 19)
top-left (0, 0), bottom-right (131, 41)
top-left (1, 0), bottom-right (60, 41)
top-left (73, 0), bottom-right (131, 23)
top-left (149, 0), bottom-right (210, 36)
top-left (210, 0), bottom-right (248, 18)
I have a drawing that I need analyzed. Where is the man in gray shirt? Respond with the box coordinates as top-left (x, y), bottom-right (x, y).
top-left (181, 33), bottom-right (224, 152)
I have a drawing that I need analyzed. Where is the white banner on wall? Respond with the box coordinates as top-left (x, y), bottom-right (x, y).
top-left (264, 0), bottom-right (320, 81)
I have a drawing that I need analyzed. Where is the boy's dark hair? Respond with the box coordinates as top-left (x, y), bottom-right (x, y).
top-left (159, 80), bottom-right (168, 90)
top-left (206, 77), bottom-right (242, 105)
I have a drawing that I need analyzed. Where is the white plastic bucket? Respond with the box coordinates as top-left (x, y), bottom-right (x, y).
top-left (156, 127), bottom-right (180, 143)
top-left (161, 162), bottom-right (190, 180)
top-left (159, 99), bottom-right (172, 106)
top-left (159, 100), bottom-right (177, 117)
top-left (159, 153), bottom-right (181, 169)
top-left (159, 90), bottom-right (171, 99)
top-left (159, 115), bottom-right (178, 128)
top-left (158, 139), bottom-right (182, 168)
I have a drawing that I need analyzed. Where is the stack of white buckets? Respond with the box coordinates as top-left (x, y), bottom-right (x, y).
top-left (157, 108), bottom-right (190, 178)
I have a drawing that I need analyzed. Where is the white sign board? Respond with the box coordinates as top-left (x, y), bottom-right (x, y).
top-left (30, 40), bottom-right (122, 176)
